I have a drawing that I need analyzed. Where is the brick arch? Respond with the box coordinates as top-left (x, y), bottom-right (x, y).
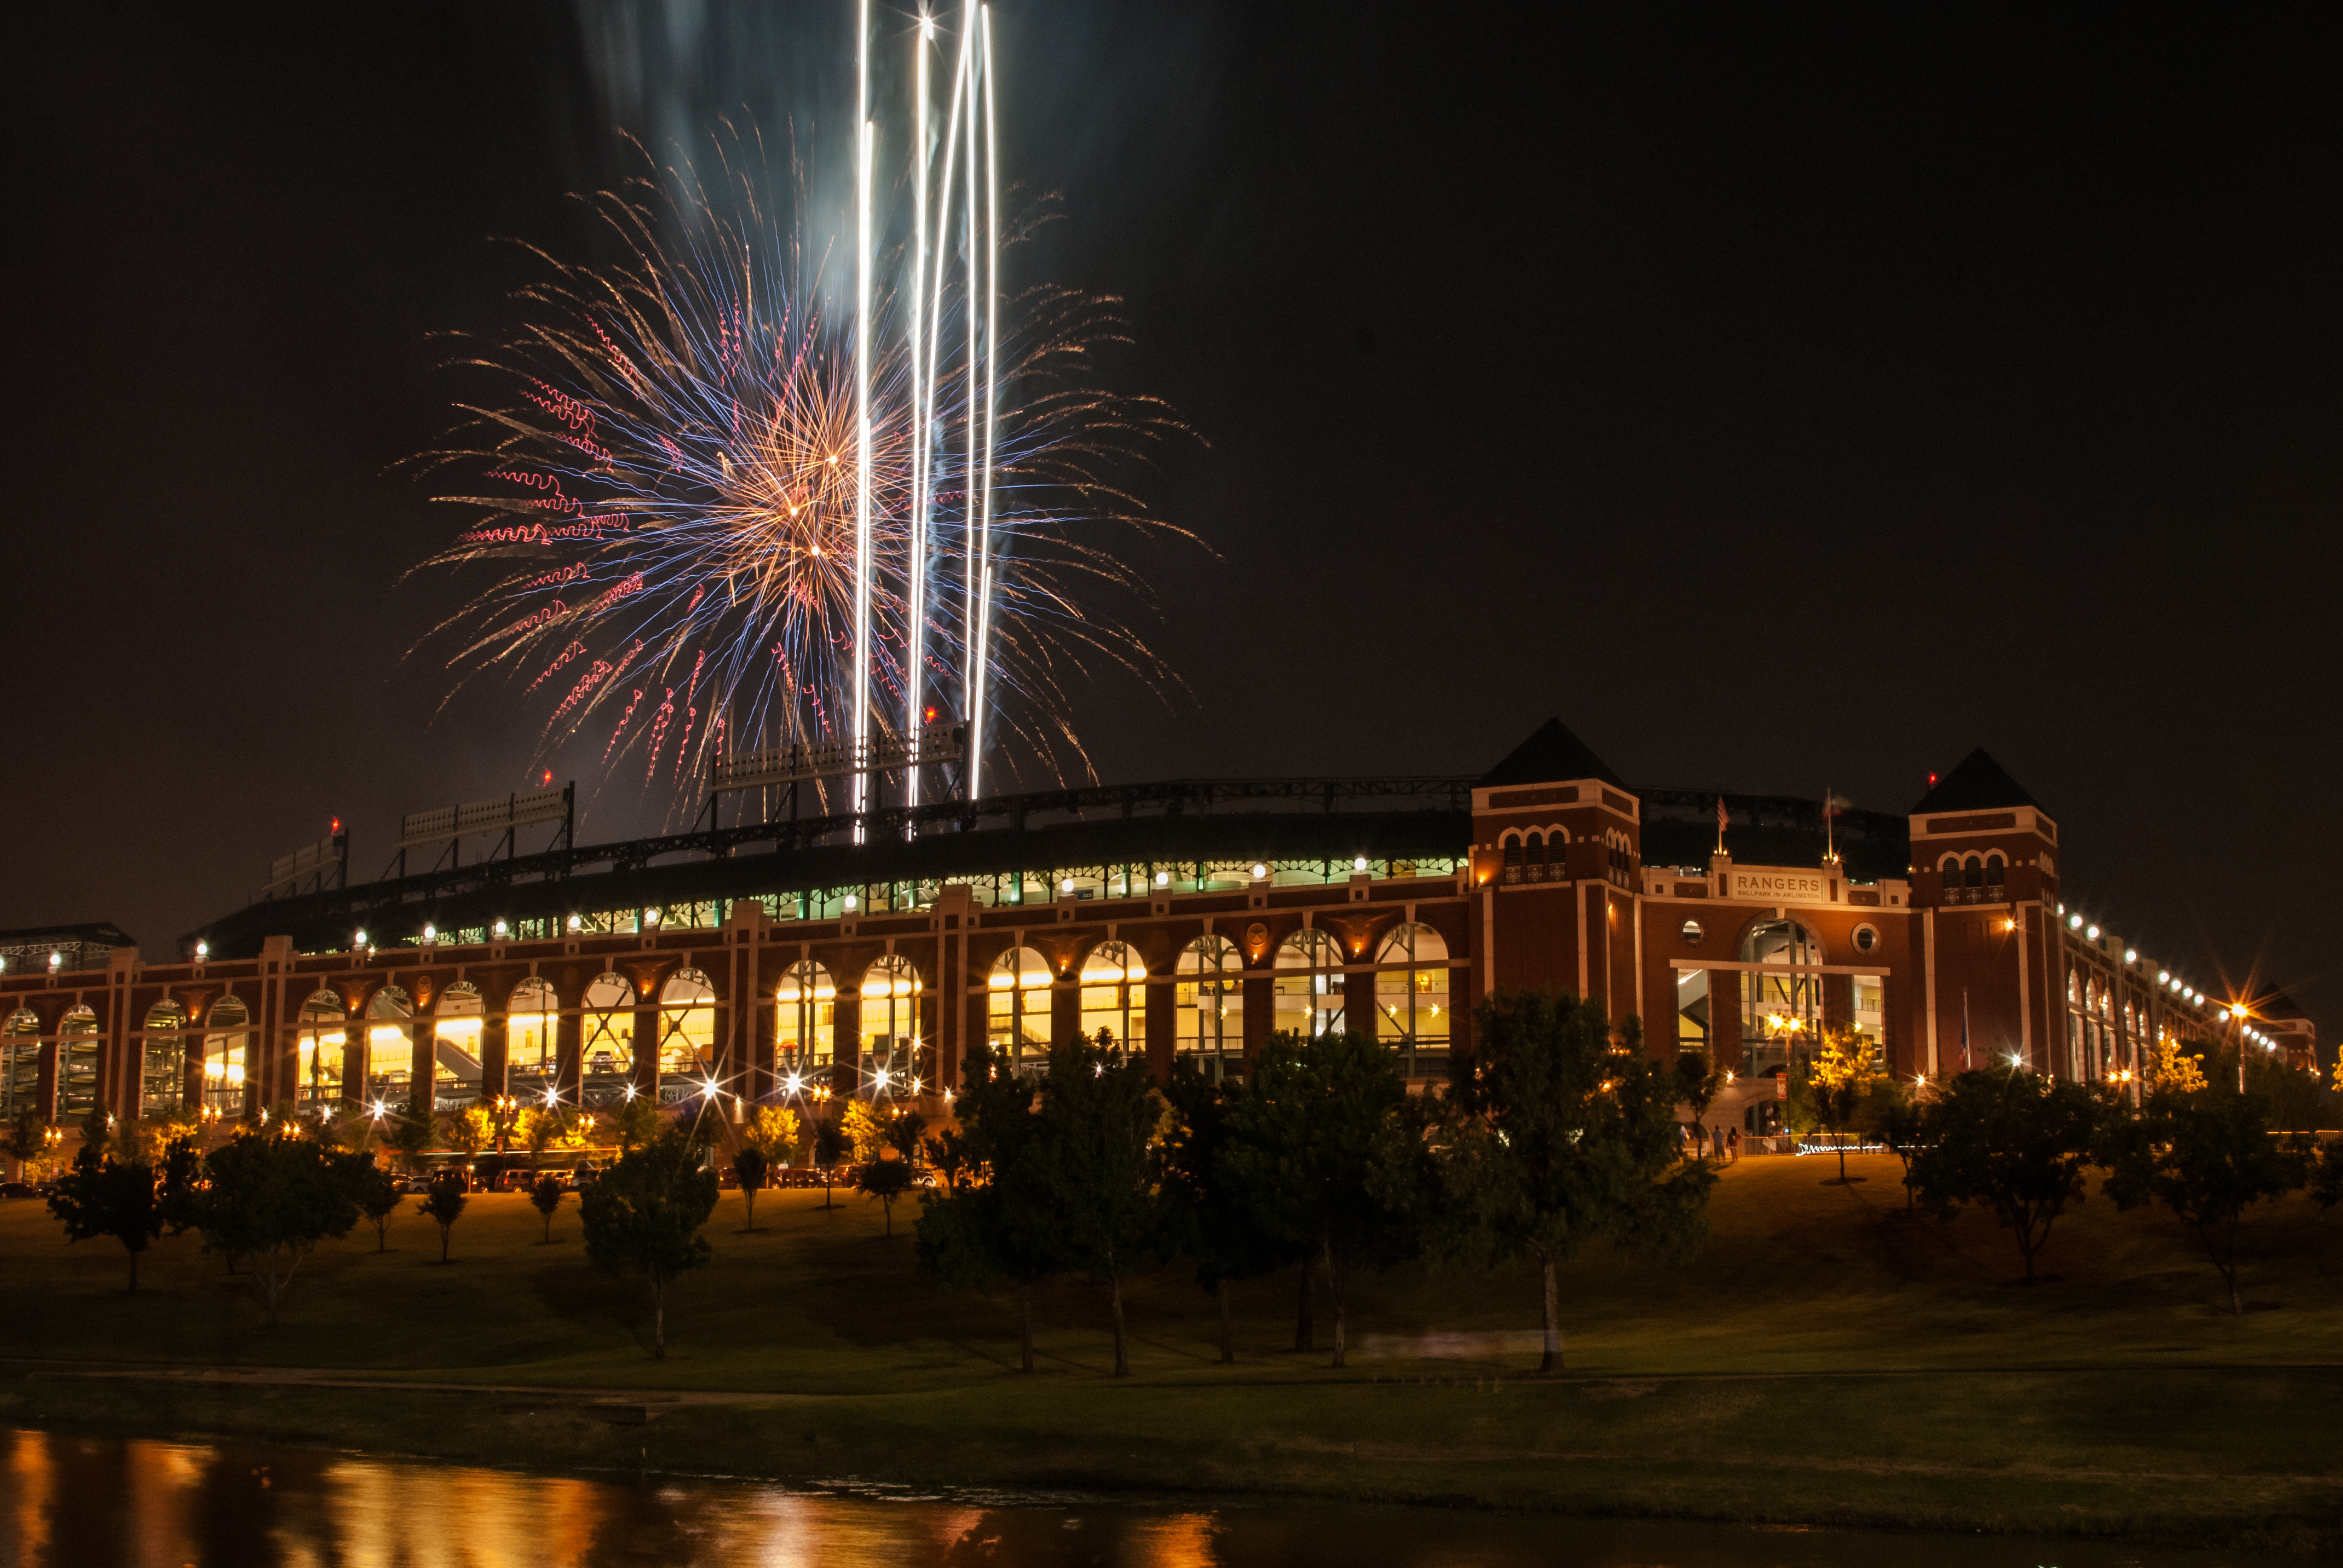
top-left (1069, 933), bottom-right (1146, 978)
top-left (4, 997), bottom-right (65, 1034)
top-left (1725, 907), bottom-right (1826, 962)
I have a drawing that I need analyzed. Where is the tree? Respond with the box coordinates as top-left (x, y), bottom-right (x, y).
top-left (446, 1103), bottom-right (495, 1159)
top-left (158, 1134), bottom-right (206, 1236)
top-left (47, 1148), bottom-right (165, 1290)
top-left (516, 1107), bottom-right (555, 1156)
top-left (1806, 1026), bottom-right (1882, 1184)
top-left (1671, 1045), bottom-right (1727, 1124)
top-left (416, 1172), bottom-right (468, 1263)
top-left (129, 1107), bottom-right (202, 1165)
top-left (2244, 1049), bottom-right (2333, 1134)
top-left (578, 1126), bottom-right (719, 1359)
top-left (841, 1098), bottom-right (889, 1163)
top-left (916, 1042), bottom-right (1070, 1373)
top-left (387, 1093), bottom-right (434, 1173)
top-left (614, 1093), bottom-right (663, 1155)
top-left (1034, 1036), bottom-right (1162, 1376)
top-left (529, 1172), bottom-right (566, 1241)
top-left (1904, 1068), bottom-right (2105, 1283)
top-left (341, 1151), bottom-right (400, 1252)
top-left (1439, 993), bottom-right (1714, 1374)
top-left (731, 1144), bottom-right (770, 1230)
top-left (885, 1109), bottom-right (929, 1164)
top-left (1160, 1061), bottom-right (1292, 1364)
top-left (810, 1116), bottom-right (851, 1210)
top-left (1221, 1031), bottom-right (1416, 1370)
top-left (197, 1128), bottom-right (361, 1325)
top-left (2312, 1135), bottom-right (2343, 1212)
top-left (742, 1104), bottom-right (802, 1167)
top-left (5, 1108), bottom-right (62, 1183)
top-left (2146, 1034), bottom-right (2210, 1094)
top-left (2102, 1086), bottom-right (2310, 1315)
top-left (857, 1158), bottom-right (916, 1237)
top-left (1879, 1091), bottom-right (1927, 1209)
top-left (76, 1104), bottom-right (114, 1158)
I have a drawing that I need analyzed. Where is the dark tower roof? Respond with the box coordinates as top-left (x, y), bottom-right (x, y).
top-left (1478, 720), bottom-right (1627, 791)
top-left (1910, 748), bottom-right (2040, 815)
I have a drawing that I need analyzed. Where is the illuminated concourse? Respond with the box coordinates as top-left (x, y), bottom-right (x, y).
top-left (0, 724), bottom-right (2313, 1146)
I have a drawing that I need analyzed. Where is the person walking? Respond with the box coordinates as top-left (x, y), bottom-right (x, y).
top-left (1726, 1126), bottom-right (1740, 1161)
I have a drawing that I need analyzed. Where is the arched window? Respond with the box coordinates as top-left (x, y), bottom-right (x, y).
top-left (1962, 855), bottom-right (1983, 888)
top-left (860, 955), bottom-right (923, 1094)
top-left (432, 982), bottom-right (484, 1110)
top-left (1939, 855), bottom-right (1961, 882)
top-left (2066, 971), bottom-right (2080, 1005)
top-left (657, 970), bottom-right (716, 1094)
top-left (1273, 929), bottom-right (1346, 1039)
top-left (582, 973), bottom-right (635, 1105)
top-left (1739, 920), bottom-right (1821, 1070)
top-left (142, 1001), bottom-right (190, 1118)
top-left (986, 947), bottom-right (1052, 1071)
top-left (1175, 935), bottom-right (1243, 1080)
top-left (1501, 832), bottom-right (1523, 883)
top-left (776, 961), bottom-right (835, 1086)
top-left (507, 979), bottom-right (557, 1094)
top-left (208, 995), bottom-right (255, 1114)
top-left (1525, 833), bottom-right (1546, 878)
top-left (1078, 941), bottom-right (1145, 1051)
top-left (2, 1009), bottom-right (39, 1122)
top-left (1985, 854), bottom-right (2005, 887)
top-left (57, 1004), bottom-right (99, 1119)
top-left (1374, 923), bottom-right (1449, 1072)
top-left (294, 991), bottom-right (345, 1112)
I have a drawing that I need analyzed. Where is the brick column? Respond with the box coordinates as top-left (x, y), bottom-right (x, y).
top-left (480, 1009), bottom-right (508, 1103)
top-left (1145, 978), bottom-right (1175, 1080)
top-left (1711, 970), bottom-right (1743, 1072)
top-left (632, 999), bottom-right (661, 1100)
top-left (555, 1004), bottom-right (582, 1111)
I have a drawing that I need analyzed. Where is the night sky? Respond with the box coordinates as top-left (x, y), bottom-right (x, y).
top-left (6, 6), bottom-right (2339, 1047)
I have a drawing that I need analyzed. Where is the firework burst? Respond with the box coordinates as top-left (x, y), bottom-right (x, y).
top-left (410, 25), bottom-right (1191, 820)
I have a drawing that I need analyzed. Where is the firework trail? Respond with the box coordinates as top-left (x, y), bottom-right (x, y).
top-left (409, 13), bottom-right (1191, 820)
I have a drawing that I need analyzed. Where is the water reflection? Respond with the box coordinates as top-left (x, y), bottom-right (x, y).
top-left (0, 1428), bottom-right (2295, 1568)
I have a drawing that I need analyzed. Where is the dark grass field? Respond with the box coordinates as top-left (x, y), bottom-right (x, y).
top-left (5, 1151), bottom-right (2341, 1548)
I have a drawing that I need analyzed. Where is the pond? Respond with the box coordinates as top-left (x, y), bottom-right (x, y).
top-left (0, 1427), bottom-right (2296, 1567)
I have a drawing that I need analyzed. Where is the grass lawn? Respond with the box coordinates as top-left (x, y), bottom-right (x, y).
top-left (4, 1151), bottom-right (2341, 1549)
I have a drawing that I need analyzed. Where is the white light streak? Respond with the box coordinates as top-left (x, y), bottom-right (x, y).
top-left (971, 2), bottom-right (1000, 800)
top-left (853, 0), bottom-right (873, 837)
top-left (904, 16), bottom-right (931, 817)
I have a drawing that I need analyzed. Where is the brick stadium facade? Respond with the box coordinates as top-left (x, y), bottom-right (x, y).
top-left (0, 723), bottom-right (2316, 1145)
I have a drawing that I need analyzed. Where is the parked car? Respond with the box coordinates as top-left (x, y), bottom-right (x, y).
top-left (0, 1180), bottom-right (38, 1200)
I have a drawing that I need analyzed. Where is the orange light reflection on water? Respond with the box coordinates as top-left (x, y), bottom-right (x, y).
top-left (0, 1428), bottom-right (1236, 1568)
